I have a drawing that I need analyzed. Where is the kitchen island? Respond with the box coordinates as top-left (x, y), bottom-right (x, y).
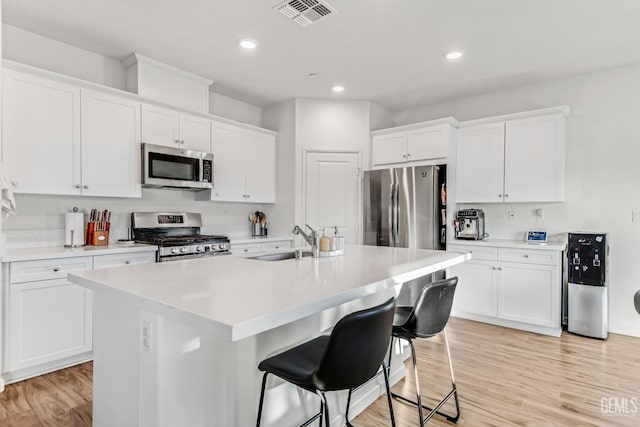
top-left (68, 244), bottom-right (469, 427)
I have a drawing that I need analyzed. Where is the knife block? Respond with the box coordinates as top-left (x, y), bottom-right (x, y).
top-left (86, 222), bottom-right (110, 246)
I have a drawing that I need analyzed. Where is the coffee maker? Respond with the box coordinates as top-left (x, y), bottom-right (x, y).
top-left (455, 209), bottom-right (486, 240)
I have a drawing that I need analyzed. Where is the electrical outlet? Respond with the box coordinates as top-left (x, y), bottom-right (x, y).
top-left (508, 211), bottom-right (516, 221)
top-left (142, 320), bottom-right (153, 353)
top-left (633, 210), bottom-right (640, 223)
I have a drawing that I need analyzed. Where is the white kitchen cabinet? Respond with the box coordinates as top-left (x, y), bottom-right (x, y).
top-left (231, 240), bottom-right (292, 254)
top-left (93, 251), bottom-right (157, 269)
top-left (2, 69), bottom-right (81, 195)
top-left (448, 242), bottom-right (563, 336)
top-left (200, 122), bottom-right (276, 203)
top-left (9, 278), bottom-right (92, 372)
top-left (456, 108), bottom-right (568, 203)
top-left (371, 120), bottom-right (457, 168)
top-left (245, 130), bottom-right (276, 203)
top-left (141, 104), bottom-right (211, 152)
top-left (81, 90), bottom-right (142, 198)
top-left (2, 249), bottom-right (156, 383)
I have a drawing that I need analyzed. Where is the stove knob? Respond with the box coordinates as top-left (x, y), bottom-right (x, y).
top-left (196, 246), bottom-right (204, 252)
top-left (217, 244), bottom-right (224, 250)
top-left (180, 247), bottom-right (187, 253)
top-left (171, 248), bottom-right (179, 254)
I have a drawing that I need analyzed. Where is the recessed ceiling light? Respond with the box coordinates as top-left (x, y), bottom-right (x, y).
top-left (445, 50), bottom-right (464, 61)
top-left (332, 85), bottom-right (345, 93)
top-left (239, 39), bottom-right (257, 49)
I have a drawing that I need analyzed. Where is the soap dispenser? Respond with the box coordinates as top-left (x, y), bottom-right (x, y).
top-left (319, 228), bottom-right (331, 252)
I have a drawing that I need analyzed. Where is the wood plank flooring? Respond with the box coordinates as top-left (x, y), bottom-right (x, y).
top-left (0, 318), bottom-right (638, 426)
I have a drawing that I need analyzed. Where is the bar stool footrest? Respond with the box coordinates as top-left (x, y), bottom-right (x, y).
top-left (390, 387), bottom-right (460, 424)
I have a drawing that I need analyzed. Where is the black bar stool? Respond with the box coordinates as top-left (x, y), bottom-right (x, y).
top-left (256, 297), bottom-right (397, 427)
top-left (388, 276), bottom-right (460, 426)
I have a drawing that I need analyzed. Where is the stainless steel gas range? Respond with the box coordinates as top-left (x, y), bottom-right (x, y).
top-left (131, 212), bottom-right (231, 262)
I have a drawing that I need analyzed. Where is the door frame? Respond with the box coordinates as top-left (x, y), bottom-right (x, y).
top-left (301, 149), bottom-right (363, 244)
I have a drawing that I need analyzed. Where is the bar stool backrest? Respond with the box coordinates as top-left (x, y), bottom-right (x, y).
top-left (411, 277), bottom-right (458, 338)
top-left (314, 297), bottom-right (396, 391)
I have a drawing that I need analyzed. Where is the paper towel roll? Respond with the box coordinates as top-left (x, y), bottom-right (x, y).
top-left (65, 212), bottom-right (85, 247)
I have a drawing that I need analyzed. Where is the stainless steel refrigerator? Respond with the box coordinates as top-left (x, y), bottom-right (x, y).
top-left (363, 165), bottom-right (447, 303)
top-left (363, 165), bottom-right (446, 250)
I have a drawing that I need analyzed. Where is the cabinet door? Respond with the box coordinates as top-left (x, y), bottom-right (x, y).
top-left (371, 132), bottom-right (407, 166)
top-left (179, 113), bottom-right (211, 153)
top-left (81, 90), bottom-right (142, 198)
top-left (450, 260), bottom-right (498, 317)
top-left (2, 70), bottom-right (81, 195)
top-left (93, 251), bottom-right (156, 269)
top-left (141, 104), bottom-right (180, 148)
top-left (407, 125), bottom-right (448, 161)
top-left (504, 114), bottom-right (566, 202)
top-left (210, 122), bottom-right (246, 202)
top-left (245, 131), bottom-right (276, 203)
top-left (9, 278), bottom-right (92, 371)
top-left (498, 262), bottom-right (560, 328)
top-left (456, 123), bottom-right (505, 203)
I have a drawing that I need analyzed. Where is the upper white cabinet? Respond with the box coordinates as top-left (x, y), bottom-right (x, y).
top-left (2, 69), bottom-right (81, 195)
top-left (81, 90), bottom-right (142, 198)
top-left (371, 119), bottom-right (457, 168)
top-left (141, 104), bottom-right (211, 152)
top-left (456, 107), bottom-right (568, 203)
top-left (199, 122), bottom-right (276, 203)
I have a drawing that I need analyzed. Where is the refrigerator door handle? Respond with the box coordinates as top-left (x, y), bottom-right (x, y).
top-left (389, 182), bottom-right (396, 246)
top-left (393, 182), bottom-right (400, 246)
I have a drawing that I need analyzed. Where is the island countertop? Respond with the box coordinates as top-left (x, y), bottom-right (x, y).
top-left (69, 244), bottom-right (469, 341)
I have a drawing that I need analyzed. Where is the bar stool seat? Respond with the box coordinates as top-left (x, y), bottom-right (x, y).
top-left (256, 297), bottom-right (397, 427)
top-left (388, 276), bottom-right (460, 426)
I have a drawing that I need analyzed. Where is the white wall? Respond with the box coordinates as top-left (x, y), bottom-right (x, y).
top-left (294, 99), bottom-right (371, 238)
top-left (370, 101), bottom-right (394, 131)
top-left (262, 100), bottom-right (296, 237)
top-left (393, 63), bottom-right (640, 337)
top-left (2, 190), bottom-right (273, 248)
top-left (2, 24), bottom-right (127, 90)
top-left (209, 92), bottom-right (261, 127)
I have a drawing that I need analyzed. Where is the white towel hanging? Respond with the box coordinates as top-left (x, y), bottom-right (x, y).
top-left (1, 162), bottom-right (17, 219)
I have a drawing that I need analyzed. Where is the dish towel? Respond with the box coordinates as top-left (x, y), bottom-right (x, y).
top-left (1, 162), bottom-right (17, 219)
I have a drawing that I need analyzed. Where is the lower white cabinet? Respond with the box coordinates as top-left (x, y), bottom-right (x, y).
top-left (448, 243), bottom-right (563, 336)
top-left (9, 278), bottom-right (92, 372)
top-left (231, 240), bottom-right (292, 254)
top-left (2, 248), bottom-right (156, 382)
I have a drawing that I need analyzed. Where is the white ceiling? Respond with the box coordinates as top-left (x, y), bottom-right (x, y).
top-left (4, 0), bottom-right (640, 112)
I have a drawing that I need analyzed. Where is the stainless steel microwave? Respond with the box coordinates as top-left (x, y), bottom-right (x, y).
top-left (142, 143), bottom-right (213, 190)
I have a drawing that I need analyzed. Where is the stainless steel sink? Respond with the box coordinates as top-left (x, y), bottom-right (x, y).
top-left (247, 251), bottom-right (312, 261)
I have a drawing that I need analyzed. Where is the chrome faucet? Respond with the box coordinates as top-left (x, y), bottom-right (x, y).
top-left (292, 224), bottom-right (320, 258)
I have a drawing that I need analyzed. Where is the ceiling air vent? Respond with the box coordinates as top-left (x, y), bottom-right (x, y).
top-left (273, 0), bottom-right (337, 27)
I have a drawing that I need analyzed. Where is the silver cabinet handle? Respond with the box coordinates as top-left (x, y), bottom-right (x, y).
top-left (504, 194), bottom-right (509, 198)
top-left (244, 249), bottom-right (249, 252)
top-left (406, 153), bottom-right (411, 157)
top-left (274, 246), bottom-right (279, 249)
top-left (498, 194), bottom-right (503, 198)
top-left (53, 267), bottom-right (60, 272)
top-left (11, 180), bottom-right (19, 186)
top-left (181, 140), bottom-right (185, 145)
top-left (523, 254), bottom-right (529, 258)
top-left (497, 267), bottom-right (502, 271)
top-left (75, 184), bottom-right (81, 189)
top-left (246, 195), bottom-right (250, 198)
top-left (125, 260), bottom-right (131, 265)
top-left (175, 139), bottom-right (180, 144)
top-left (83, 185), bottom-right (89, 189)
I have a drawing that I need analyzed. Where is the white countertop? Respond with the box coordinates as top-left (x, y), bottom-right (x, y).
top-left (448, 238), bottom-right (566, 251)
top-left (69, 244), bottom-right (469, 341)
top-left (1, 243), bottom-right (158, 262)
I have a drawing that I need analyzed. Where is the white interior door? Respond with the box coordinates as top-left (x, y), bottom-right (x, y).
top-left (305, 152), bottom-right (360, 244)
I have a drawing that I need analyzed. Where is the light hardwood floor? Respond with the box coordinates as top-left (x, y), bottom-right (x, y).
top-left (0, 318), bottom-right (638, 426)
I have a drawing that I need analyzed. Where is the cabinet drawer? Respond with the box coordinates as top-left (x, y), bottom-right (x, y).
top-left (448, 244), bottom-right (498, 261)
top-left (261, 241), bottom-right (292, 251)
top-left (231, 243), bottom-right (262, 254)
top-left (498, 248), bottom-right (560, 266)
top-left (9, 257), bottom-right (93, 284)
top-left (94, 251), bottom-right (157, 269)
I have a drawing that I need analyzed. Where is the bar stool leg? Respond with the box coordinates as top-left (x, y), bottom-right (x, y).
top-left (382, 361), bottom-right (397, 427)
top-left (443, 329), bottom-right (460, 422)
top-left (408, 339), bottom-right (425, 426)
top-left (345, 389), bottom-right (355, 427)
top-left (256, 372), bottom-right (269, 427)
